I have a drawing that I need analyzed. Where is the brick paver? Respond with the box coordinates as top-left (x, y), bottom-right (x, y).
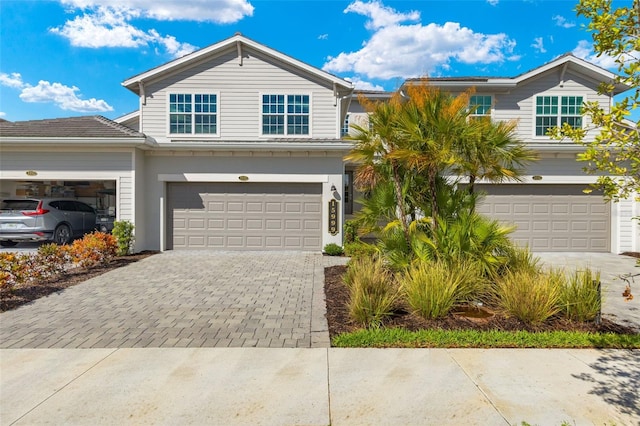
top-left (0, 251), bottom-right (348, 348)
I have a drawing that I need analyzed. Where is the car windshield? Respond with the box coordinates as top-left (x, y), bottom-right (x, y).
top-left (0, 200), bottom-right (39, 211)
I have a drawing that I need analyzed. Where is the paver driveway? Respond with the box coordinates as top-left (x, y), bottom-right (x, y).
top-left (0, 251), bottom-right (348, 349)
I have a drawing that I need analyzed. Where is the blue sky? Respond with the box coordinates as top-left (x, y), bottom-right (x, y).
top-left (0, 0), bottom-right (635, 122)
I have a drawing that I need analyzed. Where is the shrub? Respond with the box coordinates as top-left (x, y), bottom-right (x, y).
top-left (497, 245), bottom-right (541, 277)
top-left (70, 232), bottom-right (117, 268)
top-left (324, 243), bottom-right (344, 256)
top-left (34, 243), bottom-right (70, 279)
top-left (344, 220), bottom-right (359, 243)
top-left (344, 241), bottom-right (378, 259)
top-left (495, 268), bottom-right (564, 325)
top-left (0, 252), bottom-right (31, 291)
top-left (400, 259), bottom-right (487, 320)
top-left (560, 268), bottom-right (602, 322)
top-left (346, 255), bottom-right (398, 327)
top-left (112, 220), bottom-right (135, 256)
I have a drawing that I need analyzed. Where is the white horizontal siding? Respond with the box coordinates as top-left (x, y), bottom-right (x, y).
top-left (493, 70), bottom-right (610, 143)
top-left (142, 46), bottom-right (339, 142)
top-left (118, 175), bottom-right (133, 222)
top-left (616, 197), bottom-right (637, 252)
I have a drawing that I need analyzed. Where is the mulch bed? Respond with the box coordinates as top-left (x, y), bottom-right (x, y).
top-left (0, 251), bottom-right (157, 312)
top-left (324, 265), bottom-right (637, 339)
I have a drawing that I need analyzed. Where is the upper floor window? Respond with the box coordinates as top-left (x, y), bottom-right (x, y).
top-left (262, 94), bottom-right (309, 135)
top-left (169, 93), bottom-right (217, 135)
top-left (341, 114), bottom-right (350, 137)
top-left (469, 95), bottom-right (492, 119)
top-left (535, 95), bottom-right (583, 136)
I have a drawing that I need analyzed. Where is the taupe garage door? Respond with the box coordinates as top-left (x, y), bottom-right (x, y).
top-left (476, 184), bottom-right (610, 252)
top-left (167, 182), bottom-right (322, 250)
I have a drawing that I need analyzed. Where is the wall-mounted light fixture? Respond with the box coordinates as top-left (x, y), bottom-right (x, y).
top-left (330, 184), bottom-right (337, 192)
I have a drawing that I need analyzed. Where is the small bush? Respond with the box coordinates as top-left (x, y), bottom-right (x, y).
top-left (324, 243), bottom-right (344, 256)
top-left (560, 268), bottom-right (602, 322)
top-left (495, 268), bottom-right (564, 325)
top-left (400, 260), bottom-right (487, 320)
top-left (35, 243), bottom-right (70, 279)
top-left (498, 245), bottom-right (541, 277)
top-left (344, 220), bottom-right (359, 243)
top-left (70, 232), bottom-right (117, 268)
top-left (346, 255), bottom-right (398, 327)
top-left (344, 241), bottom-right (378, 259)
top-left (112, 220), bottom-right (135, 256)
top-left (0, 252), bottom-right (31, 291)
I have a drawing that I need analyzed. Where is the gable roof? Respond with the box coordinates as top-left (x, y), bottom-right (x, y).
top-left (122, 33), bottom-right (354, 95)
top-left (0, 116), bottom-right (144, 138)
top-left (404, 53), bottom-right (630, 94)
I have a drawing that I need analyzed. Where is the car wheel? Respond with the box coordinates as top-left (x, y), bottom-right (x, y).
top-left (0, 240), bottom-right (18, 248)
top-left (53, 224), bottom-right (72, 245)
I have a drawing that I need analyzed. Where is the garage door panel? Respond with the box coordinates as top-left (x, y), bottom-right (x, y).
top-left (168, 182), bottom-right (322, 250)
top-left (478, 184), bottom-right (610, 252)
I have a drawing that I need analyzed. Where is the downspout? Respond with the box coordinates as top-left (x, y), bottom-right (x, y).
top-left (559, 61), bottom-right (568, 86)
top-left (138, 81), bottom-right (145, 133)
top-left (237, 41), bottom-right (243, 66)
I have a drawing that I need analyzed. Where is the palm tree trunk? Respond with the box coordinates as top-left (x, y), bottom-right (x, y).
top-left (391, 160), bottom-right (411, 246)
top-left (428, 167), bottom-right (439, 232)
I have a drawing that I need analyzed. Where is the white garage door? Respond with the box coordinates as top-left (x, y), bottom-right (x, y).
top-left (476, 184), bottom-right (610, 252)
top-left (167, 182), bottom-right (322, 250)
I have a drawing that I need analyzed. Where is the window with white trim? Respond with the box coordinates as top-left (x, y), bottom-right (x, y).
top-left (341, 114), bottom-right (350, 137)
top-left (469, 95), bottom-right (492, 118)
top-left (262, 94), bottom-right (309, 135)
top-left (535, 95), bottom-right (583, 136)
top-left (169, 93), bottom-right (217, 135)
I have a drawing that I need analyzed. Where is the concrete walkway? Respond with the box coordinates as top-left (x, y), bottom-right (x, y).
top-left (0, 252), bottom-right (347, 349)
top-left (1, 347), bottom-right (638, 425)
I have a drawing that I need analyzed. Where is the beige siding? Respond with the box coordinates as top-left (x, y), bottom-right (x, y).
top-left (141, 46), bottom-right (339, 142)
top-left (0, 151), bottom-right (132, 172)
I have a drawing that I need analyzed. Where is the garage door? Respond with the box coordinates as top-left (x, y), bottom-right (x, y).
top-left (476, 184), bottom-right (610, 252)
top-left (167, 182), bottom-right (322, 250)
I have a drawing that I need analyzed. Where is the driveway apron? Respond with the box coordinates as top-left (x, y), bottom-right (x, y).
top-left (0, 252), bottom-right (348, 349)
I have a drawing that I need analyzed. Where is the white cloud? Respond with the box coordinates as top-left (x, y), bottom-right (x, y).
top-left (344, 76), bottom-right (385, 91)
top-left (572, 40), bottom-right (619, 69)
top-left (20, 81), bottom-right (114, 112)
top-left (487, 0), bottom-right (499, 5)
top-left (324, 16), bottom-right (517, 80)
top-left (552, 15), bottom-right (576, 29)
top-left (59, 0), bottom-right (254, 23)
top-left (344, 0), bottom-right (419, 30)
top-left (318, 34), bottom-right (329, 40)
top-left (0, 112), bottom-right (6, 117)
top-left (531, 37), bottom-right (546, 53)
top-left (0, 72), bottom-right (25, 89)
top-left (50, 6), bottom-right (149, 48)
top-left (1, 73), bottom-right (113, 113)
top-left (51, 1), bottom-right (230, 57)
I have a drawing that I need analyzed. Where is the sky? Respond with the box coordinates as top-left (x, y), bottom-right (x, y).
top-left (0, 0), bottom-right (636, 123)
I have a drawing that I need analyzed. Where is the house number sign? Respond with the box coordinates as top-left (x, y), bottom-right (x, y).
top-left (328, 199), bottom-right (339, 236)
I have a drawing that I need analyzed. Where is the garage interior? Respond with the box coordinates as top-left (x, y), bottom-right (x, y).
top-left (0, 180), bottom-right (117, 232)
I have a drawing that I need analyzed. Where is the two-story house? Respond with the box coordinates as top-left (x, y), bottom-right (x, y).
top-left (0, 34), bottom-right (637, 253)
top-left (344, 55), bottom-right (637, 253)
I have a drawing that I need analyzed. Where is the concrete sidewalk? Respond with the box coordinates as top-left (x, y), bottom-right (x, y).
top-left (2, 348), bottom-right (638, 425)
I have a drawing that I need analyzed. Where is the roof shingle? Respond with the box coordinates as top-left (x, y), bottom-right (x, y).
top-left (0, 116), bottom-right (144, 138)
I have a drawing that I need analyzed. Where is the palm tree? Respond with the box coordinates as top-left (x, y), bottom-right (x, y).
top-left (453, 118), bottom-right (538, 198)
top-left (346, 95), bottom-right (414, 245)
